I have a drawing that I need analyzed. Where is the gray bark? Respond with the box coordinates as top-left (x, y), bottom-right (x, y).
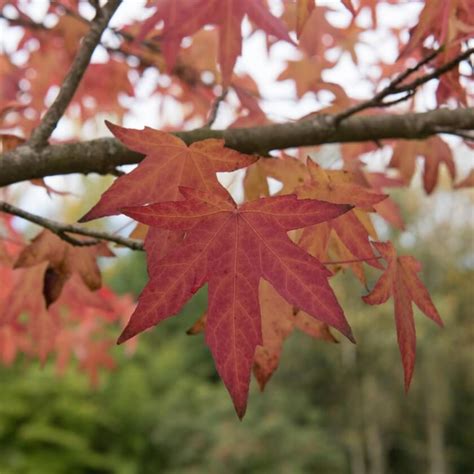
top-left (1, 107), bottom-right (473, 187)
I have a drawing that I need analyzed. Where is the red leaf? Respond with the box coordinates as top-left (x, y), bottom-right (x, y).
top-left (121, 187), bottom-right (354, 417)
top-left (363, 242), bottom-right (443, 390)
top-left (81, 122), bottom-right (257, 264)
top-left (14, 230), bottom-right (113, 305)
top-left (187, 281), bottom-right (337, 391)
top-left (399, 2), bottom-right (473, 58)
top-left (139, 0), bottom-right (292, 86)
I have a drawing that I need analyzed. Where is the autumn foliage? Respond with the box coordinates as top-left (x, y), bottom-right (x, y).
top-left (0, 0), bottom-right (472, 418)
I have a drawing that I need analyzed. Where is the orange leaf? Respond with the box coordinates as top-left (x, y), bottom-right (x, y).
top-left (295, 0), bottom-right (315, 38)
top-left (363, 241), bottom-right (443, 390)
top-left (389, 137), bottom-right (456, 194)
top-left (253, 280), bottom-right (336, 391)
top-left (14, 230), bottom-right (113, 305)
top-left (296, 160), bottom-right (386, 270)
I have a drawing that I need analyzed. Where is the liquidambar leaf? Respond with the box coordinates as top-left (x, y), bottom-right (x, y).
top-left (81, 122), bottom-right (257, 264)
top-left (121, 187), bottom-right (354, 418)
top-left (389, 137), bottom-right (455, 194)
top-left (363, 241), bottom-right (443, 390)
top-left (81, 122), bottom-right (258, 220)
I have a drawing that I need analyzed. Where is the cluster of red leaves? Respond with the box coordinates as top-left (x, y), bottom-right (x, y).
top-left (1, 0), bottom-right (471, 418)
top-left (137, 0), bottom-right (293, 87)
top-left (0, 1), bottom-right (134, 137)
top-left (2, 0), bottom-right (472, 138)
top-left (279, 0), bottom-right (473, 108)
top-left (81, 123), bottom-right (444, 417)
top-left (0, 216), bottom-right (135, 386)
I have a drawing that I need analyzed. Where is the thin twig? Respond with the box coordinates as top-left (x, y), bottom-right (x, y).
top-left (375, 90), bottom-right (416, 107)
top-left (395, 48), bottom-right (474, 93)
top-left (205, 89), bottom-right (229, 128)
top-left (385, 48), bottom-right (442, 89)
top-left (0, 201), bottom-right (144, 250)
top-left (321, 256), bottom-right (382, 266)
top-left (334, 47), bottom-right (473, 124)
top-left (27, 0), bottom-right (122, 149)
top-left (50, 0), bottom-right (162, 54)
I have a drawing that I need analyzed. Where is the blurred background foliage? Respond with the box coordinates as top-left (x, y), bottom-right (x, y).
top-left (0, 185), bottom-right (473, 474)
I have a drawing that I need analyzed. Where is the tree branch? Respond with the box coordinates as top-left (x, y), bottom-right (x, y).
top-left (205, 88), bottom-right (228, 127)
top-left (1, 107), bottom-right (473, 187)
top-left (0, 201), bottom-right (144, 250)
top-left (334, 47), bottom-right (473, 123)
top-left (27, 0), bottom-right (122, 149)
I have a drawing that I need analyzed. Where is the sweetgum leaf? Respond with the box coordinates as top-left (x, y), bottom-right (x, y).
top-left (363, 241), bottom-right (443, 390)
top-left (121, 187), bottom-right (354, 418)
top-left (389, 137), bottom-right (455, 194)
top-left (295, 0), bottom-right (315, 38)
top-left (294, 160), bottom-right (387, 271)
top-left (81, 122), bottom-right (258, 264)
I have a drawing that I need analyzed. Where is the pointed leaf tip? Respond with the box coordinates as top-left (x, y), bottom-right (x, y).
top-left (104, 119), bottom-right (125, 136)
top-left (346, 327), bottom-right (356, 344)
top-left (117, 328), bottom-right (133, 345)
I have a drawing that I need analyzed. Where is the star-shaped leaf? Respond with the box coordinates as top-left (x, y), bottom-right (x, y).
top-left (253, 280), bottom-right (337, 390)
top-left (121, 187), bottom-right (354, 417)
top-left (389, 136), bottom-right (456, 194)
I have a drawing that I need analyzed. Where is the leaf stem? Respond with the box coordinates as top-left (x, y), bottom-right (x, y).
top-left (322, 256), bottom-right (382, 265)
